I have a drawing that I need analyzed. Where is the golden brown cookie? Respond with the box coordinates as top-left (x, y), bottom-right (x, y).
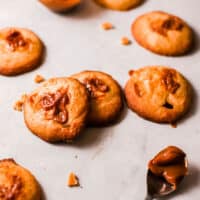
top-left (131, 11), bottom-right (193, 56)
top-left (0, 27), bottom-right (43, 76)
top-left (72, 71), bottom-right (123, 126)
top-left (94, 0), bottom-right (143, 11)
top-left (39, 0), bottom-right (81, 12)
top-left (124, 66), bottom-right (192, 123)
top-left (0, 159), bottom-right (41, 200)
top-left (24, 77), bottom-right (89, 142)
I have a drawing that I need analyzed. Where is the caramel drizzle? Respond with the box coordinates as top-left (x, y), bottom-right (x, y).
top-left (40, 90), bottom-right (69, 124)
top-left (151, 17), bottom-right (183, 36)
top-left (84, 78), bottom-right (109, 98)
top-left (6, 31), bottom-right (27, 51)
top-left (0, 175), bottom-right (22, 200)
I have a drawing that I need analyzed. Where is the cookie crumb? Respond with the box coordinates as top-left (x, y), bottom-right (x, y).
top-left (67, 172), bottom-right (79, 187)
top-left (13, 94), bottom-right (27, 112)
top-left (121, 37), bottom-right (131, 45)
top-left (34, 74), bottom-right (45, 83)
top-left (101, 22), bottom-right (114, 30)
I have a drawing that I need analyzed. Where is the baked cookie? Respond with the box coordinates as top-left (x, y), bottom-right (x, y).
top-left (124, 66), bottom-right (192, 123)
top-left (0, 159), bottom-right (41, 200)
top-left (0, 27), bottom-right (43, 76)
top-left (24, 77), bottom-right (89, 142)
top-left (94, 0), bottom-right (143, 11)
top-left (72, 71), bottom-right (123, 126)
top-left (39, 0), bottom-right (81, 12)
top-left (131, 11), bottom-right (193, 56)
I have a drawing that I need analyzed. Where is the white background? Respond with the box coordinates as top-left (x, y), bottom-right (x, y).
top-left (0, 0), bottom-right (199, 199)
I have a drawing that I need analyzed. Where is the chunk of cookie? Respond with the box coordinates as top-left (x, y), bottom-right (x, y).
top-left (94, 0), bottom-right (143, 11)
top-left (72, 71), bottom-right (123, 126)
top-left (0, 159), bottom-right (41, 200)
top-left (24, 77), bottom-right (89, 142)
top-left (131, 11), bottom-right (193, 56)
top-left (39, 0), bottom-right (81, 12)
top-left (0, 27), bottom-right (43, 76)
top-left (124, 66), bottom-right (192, 123)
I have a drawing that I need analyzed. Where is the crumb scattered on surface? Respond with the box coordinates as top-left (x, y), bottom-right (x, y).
top-left (34, 74), bottom-right (45, 83)
top-left (13, 94), bottom-right (27, 112)
top-left (101, 22), bottom-right (114, 30)
top-left (68, 172), bottom-right (79, 187)
top-left (121, 37), bottom-right (131, 45)
top-left (171, 122), bottom-right (177, 128)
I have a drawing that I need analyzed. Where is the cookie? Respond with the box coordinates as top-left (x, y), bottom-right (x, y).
top-left (24, 77), bottom-right (89, 142)
top-left (131, 11), bottom-right (193, 56)
top-left (94, 0), bottom-right (143, 11)
top-left (0, 159), bottom-right (41, 200)
top-left (39, 0), bottom-right (81, 12)
top-left (72, 71), bottom-right (123, 126)
top-left (0, 27), bottom-right (43, 76)
top-left (124, 66), bottom-right (192, 123)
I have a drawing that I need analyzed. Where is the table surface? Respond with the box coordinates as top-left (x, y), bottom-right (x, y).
top-left (0, 0), bottom-right (200, 199)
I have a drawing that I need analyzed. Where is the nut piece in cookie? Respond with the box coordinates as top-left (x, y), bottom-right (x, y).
top-left (131, 11), bottom-right (193, 56)
top-left (24, 77), bottom-right (89, 143)
top-left (124, 66), bottom-right (192, 123)
top-left (94, 0), bottom-right (143, 11)
top-left (0, 27), bottom-right (43, 76)
top-left (72, 71), bottom-right (123, 126)
top-left (148, 146), bottom-right (187, 189)
top-left (39, 0), bottom-right (81, 12)
top-left (0, 159), bottom-right (41, 200)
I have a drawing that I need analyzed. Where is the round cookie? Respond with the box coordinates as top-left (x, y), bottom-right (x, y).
top-left (124, 66), bottom-right (192, 123)
top-left (0, 27), bottom-right (43, 76)
top-left (94, 0), bottom-right (143, 11)
top-left (0, 159), bottom-right (41, 200)
top-left (131, 11), bottom-right (193, 56)
top-left (24, 77), bottom-right (89, 142)
top-left (72, 71), bottom-right (123, 126)
top-left (39, 0), bottom-right (81, 12)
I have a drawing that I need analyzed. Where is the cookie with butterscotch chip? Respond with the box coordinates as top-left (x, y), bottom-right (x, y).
top-left (131, 11), bottom-right (194, 56)
top-left (0, 159), bottom-right (41, 200)
top-left (124, 66), bottom-right (192, 123)
top-left (24, 77), bottom-right (89, 142)
top-left (0, 27), bottom-right (43, 76)
top-left (72, 71), bottom-right (123, 126)
top-left (94, 0), bottom-right (143, 11)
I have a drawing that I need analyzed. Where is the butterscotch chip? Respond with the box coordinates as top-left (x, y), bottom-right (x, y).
top-left (68, 172), bottom-right (79, 187)
top-left (24, 77), bottom-right (89, 143)
top-left (34, 74), bottom-right (45, 83)
top-left (39, 0), bottom-right (81, 12)
top-left (95, 0), bottom-right (143, 11)
top-left (131, 11), bottom-right (194, 56)
top-left (124, 66), bottom-right (192, 123)
top-left (0, 159), bottom-right (41, 200)
top-left (0, 27), bottom-right (43, 76)
top-left (121, 37), bottom-right (131, 45)
top-left (101, 22), bottom-right (114, 30)
top-left (72, 71), bottom-right (123, 126)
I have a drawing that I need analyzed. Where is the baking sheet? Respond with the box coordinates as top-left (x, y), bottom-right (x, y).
top-left (0, 0), bottom-right (200, 199)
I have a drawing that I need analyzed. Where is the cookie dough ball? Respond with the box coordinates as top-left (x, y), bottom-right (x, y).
top-left (124, 66), bottom-right (192, 123)
top-left (24, 77), bottom-right (89, 142)
top-left (131, 11), bottom-right (194, 56)
top-left (0, 27), bottom-right (43, 76)
top-left (72, 71), bottom-right (123, 126)
top-left (0, 159), bottom-right (41, 200)
top-left (94, 0), bottom-right (143, 11)
top-left (39, 0), bottom-right (81, 12)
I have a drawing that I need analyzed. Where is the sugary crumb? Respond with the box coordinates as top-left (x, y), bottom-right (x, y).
top-left (34, 74), bottom-right (45, 83)
top-left (101, 22), bottom-right (114, 30)
top-left (121, 37), bottom-right (131, 45)
top-left (67, 172), bottom-right (79, 187)
top-left (13, 94), bottom-right (27, 112)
